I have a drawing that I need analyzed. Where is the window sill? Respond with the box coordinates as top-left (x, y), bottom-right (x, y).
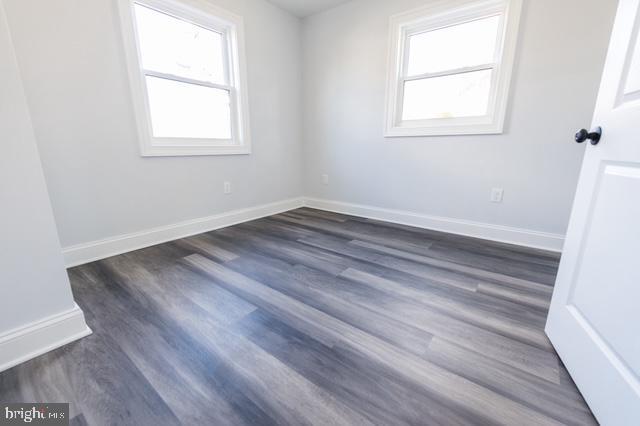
top-left (384, 122), bottom-right (505, 138)
top-left (140, 144), bottom-right (251, 157)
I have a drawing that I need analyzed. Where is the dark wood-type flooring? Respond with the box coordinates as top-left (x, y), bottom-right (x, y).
top-left (0, 208), bottom-right (596, 425)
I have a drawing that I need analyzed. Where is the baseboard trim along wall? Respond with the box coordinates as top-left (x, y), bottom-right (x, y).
top-left (304, 197), bottom-right (565, 253)
top-left (0, 304), bottom-right (92, 373)
top-left (63, 197), bottom-right (306, 267)
top-left (63, 195), bottom-right (564, 268)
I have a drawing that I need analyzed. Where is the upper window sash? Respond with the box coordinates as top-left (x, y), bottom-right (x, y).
top-left (401, 13), bottom-right (504, 81)
top-left (132, 1), bottom-right (233, 87)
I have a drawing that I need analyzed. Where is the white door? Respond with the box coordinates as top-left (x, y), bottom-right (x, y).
top-left (545, 0), bottom-right (640, 424)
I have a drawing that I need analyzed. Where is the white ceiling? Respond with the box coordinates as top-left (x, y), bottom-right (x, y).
top-left (266, 0), bottom-right (352, 18)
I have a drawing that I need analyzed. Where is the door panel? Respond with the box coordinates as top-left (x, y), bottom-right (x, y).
top-left (621, 12), bottom-right (640, 97)
top-left (571, 163), bottom-right (640, 376)
top-left (546, 0), bottom-right (640, 424)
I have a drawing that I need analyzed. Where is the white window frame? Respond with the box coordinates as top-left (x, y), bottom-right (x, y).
top-left (384, 0), bottom-right (522, 137)
top-left (118, 0), bottom-right (251, 156)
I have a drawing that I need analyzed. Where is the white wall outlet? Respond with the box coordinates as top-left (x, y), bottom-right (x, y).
top-left (491, 188), bottom-right (504, 203)
top-left (224, 181), bottom-right (232, 194)
top-left (322, 174), bottom-right (329, 185)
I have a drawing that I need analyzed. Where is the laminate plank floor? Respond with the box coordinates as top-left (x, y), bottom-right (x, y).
top-left (0, 208), bottom-right (596, 425)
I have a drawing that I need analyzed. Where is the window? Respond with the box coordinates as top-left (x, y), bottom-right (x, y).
top-left (385, 0), bottom-right (522, 137)
top-left (118, 0), bottom-right (250, 156)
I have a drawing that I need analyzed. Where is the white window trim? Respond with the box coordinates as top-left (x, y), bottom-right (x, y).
top-left (384, 0), bottom-right (523, 137)
top-left (118, 0), bottom-right (251, 156)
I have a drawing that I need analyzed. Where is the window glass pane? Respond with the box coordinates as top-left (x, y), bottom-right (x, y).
top-left (402, 69), bottom-right (492, 120)
top-left (146, 76), bottom-right (232, 139)
top-left (134, 4), bottom-right (225, 85)
top-left (407, 15), bottom-right (501, 76)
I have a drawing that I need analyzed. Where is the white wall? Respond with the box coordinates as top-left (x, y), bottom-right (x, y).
top-left (0, 0), bottom-right (74, 332)
top-left (302, 0), bottom-right (617, 237)
top-left (2, 0), bottom-right (618, 260)
top-left (3, 0), bottom-right (303, 249)
top-left (0, 0), bottom-right (89, 370)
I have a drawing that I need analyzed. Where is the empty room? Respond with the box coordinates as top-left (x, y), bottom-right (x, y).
top-left (1, 0), bottom-right (638, 424)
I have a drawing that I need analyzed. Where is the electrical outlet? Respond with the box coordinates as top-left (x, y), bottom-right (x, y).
top-left (322, 174), bottom-right (329, 185)
top-left (491, 188), bottom-right (504, 203)
top-left (224, 181), bottom-right (232, 194)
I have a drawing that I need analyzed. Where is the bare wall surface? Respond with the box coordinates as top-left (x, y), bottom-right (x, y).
top-left (301, 0), bottom-right (617, 236)
top-left (3, 0), bottom-right (303, 248)
top-left (0, 0), bottom-right (76, 331)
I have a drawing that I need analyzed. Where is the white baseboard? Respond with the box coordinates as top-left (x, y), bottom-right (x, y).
top-left (63, 197), bottom-right (305, 267)
top-left (303, 197), bottom-right (565, 252)
top-left (0, 304), bottom-right (92, 373)
top-left (62, 195), bottom-right (563, 268)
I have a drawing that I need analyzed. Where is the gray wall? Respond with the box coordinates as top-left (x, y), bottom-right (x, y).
top-left (3, 0), bottom-right (303, 248)
top-left (302, 0), bottom-right (617, 236)
top-left (0, 0), bottom-right (76, 332)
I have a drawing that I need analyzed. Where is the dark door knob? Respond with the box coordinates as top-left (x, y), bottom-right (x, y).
top-left (575, 127), bottom-right (602, 145)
